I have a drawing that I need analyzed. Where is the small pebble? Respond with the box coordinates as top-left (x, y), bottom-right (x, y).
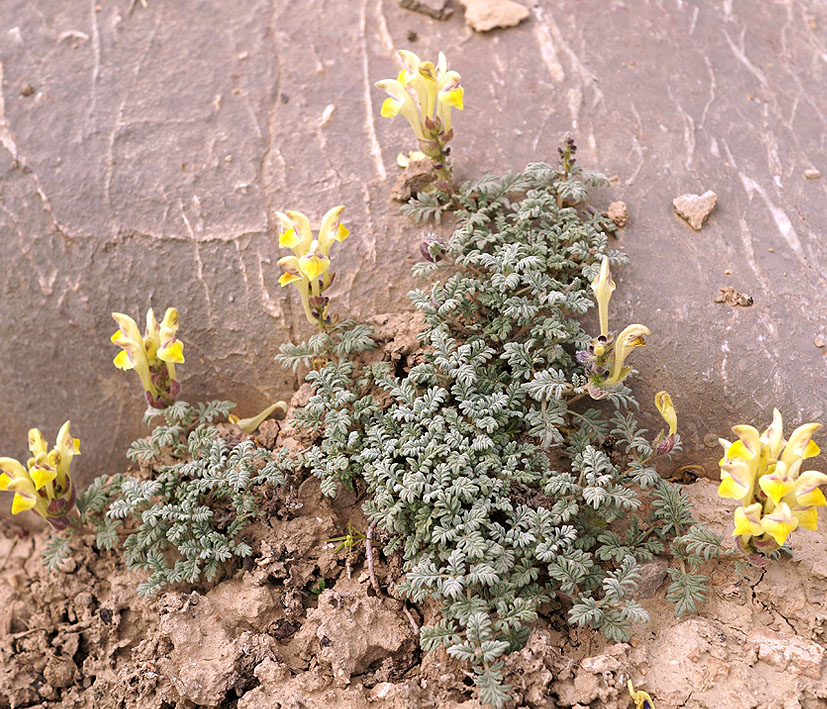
top-left (724, 269), bottom-right (732, 275)
top-left (815, 337), bottom-right (825, 349)
top-left (804, 168), bottom-right (821, 180)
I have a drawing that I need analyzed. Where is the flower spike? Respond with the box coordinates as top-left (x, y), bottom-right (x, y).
top-left (111, 307), bottom-right (184, 409)
top-left (0, 423), bottom-right (79, 529)
top-left (276, 206), bottom-right (350, 329)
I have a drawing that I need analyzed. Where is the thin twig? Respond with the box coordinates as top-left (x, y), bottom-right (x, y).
top-left (402, 605), bottom-right (420, 636)
top-left (365, 521), bottom-right (380, 593)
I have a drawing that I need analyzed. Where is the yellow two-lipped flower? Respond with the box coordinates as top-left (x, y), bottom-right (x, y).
top-left (0, 422), bottom-right (79, 529)
top-left (276, 206), bottom-right (349, 328)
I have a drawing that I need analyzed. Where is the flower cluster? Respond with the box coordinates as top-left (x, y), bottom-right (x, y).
top-left (0, 423), bottom-right (79, 529)
top-left (276, 206), bottom-right (349, 329)
top-left (717, 410), bottom-right (825, 553)
top-left (577, 256), bottom-right (650, 397)
top-left (376, 50), bottom-right (464, 188)
top-left (111, 308), bottom-right (184, 409)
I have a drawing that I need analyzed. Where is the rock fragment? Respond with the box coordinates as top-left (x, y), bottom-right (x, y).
top-left (398, 0), bottom-right (453, 20)
top-left (607, 200), bottom-right (629, 228)
top-left (714, 286), bottom-right (753, 307)
top-left (460, 0), bottom-right (529, 32)
top-left (673, 190), bottom-right (716, 230)
top-left (803, 168), bottom-right (821, 180)
top-left (747, 630), bottom-right (826, 679)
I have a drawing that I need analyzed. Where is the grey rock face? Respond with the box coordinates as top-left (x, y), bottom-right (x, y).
top-left (1, 1), bottom-right (826, 523)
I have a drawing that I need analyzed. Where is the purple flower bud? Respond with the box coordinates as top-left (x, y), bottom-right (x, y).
top-left (419, 235), bottom-right (447, 263)
top-left (575, 350), bottom-right (591, 364)
top-left (656, 433), bottom-right (676, 456)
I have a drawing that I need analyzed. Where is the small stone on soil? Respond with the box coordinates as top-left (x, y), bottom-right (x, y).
top-left (714, 286), bottom-right (753, 307)
top-left (460, 0), bottom-right (529, 32)
top-left (673, 189), bottom-right (717, 230)
top-left (607, 200), bottom-right (629, 228)
top-left (803, 168), bottom-right (821, 180)
top-left (398, 0), bottom-right (453, 20)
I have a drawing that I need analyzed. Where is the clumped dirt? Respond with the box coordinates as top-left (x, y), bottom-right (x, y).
top-left (2, 317), bottom-right (827, 708)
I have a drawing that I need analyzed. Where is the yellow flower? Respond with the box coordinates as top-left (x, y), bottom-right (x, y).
top-left (581, 257), bottom-right (650, 397)
top-left (733, 503), bottom-right (764, 537)
top-left (627, 680), bottom-right (655, 709)
top-left (376, 50), bottom-right (463, 182)
top-left (275, 206), bottom-right (349, 328)
top-left (0, 422), bottom-right (79, 529)
top-left (604, 324), bottom-right (650, 385)
top-left (760, 502), bottom-right (798, 546)
top-left (653, 391), bottom-right (678, 455)
top-left (590, 256), bottom-right (615, 337)
top-left (655, 391), bottom-right (677, 436)
top-left (717, 410), bottom-right (824, 554)
top-left (112, 308), bottom-right (184, 409)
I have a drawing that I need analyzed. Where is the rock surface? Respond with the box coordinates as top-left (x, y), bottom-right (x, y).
top-left (673, 190), bottom-right (717, 230)
top-left (399, 0), bottom-right (453, 20)
top-left (460, 0), bottom-right (529, 32)
top-left (1, 0), bottom-right (827, 509)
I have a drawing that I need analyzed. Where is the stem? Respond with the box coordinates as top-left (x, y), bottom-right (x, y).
top-left (365, 521), bottom-right (380, 594)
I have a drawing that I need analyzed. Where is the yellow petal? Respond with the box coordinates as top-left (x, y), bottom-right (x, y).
top-left (797, 487), bottom-right (827, 508)
top-left (802, 440), bottom-right (821, 460)
top-left (654, 391), bottom-right (677, 436)
top-left (158, 340), bottom-right (185, 364)
top-left (440, 86), bottom-right (464, 110)
top-left (11, 492), bottom-right (37, 515)
top-left (733, 504), bottom-right (764, 537)
top-left (794, 506), bottom-right (819, 531)
top-left (279, 271), bottom-right (303, 287)
top-left (113, 349), bottom-right (135, 370)
top-left (279, 227), bottom-right (302, 249)
top-left (782, 422), bottom-right (822, 466)
top-left (381, 96), bottom-right (402, 118)
top-left (590, 256), bottom-right (615, 337)
top-left (27, 428), bottom-right (47, 457)
top-left (298, 255), bottom-right (329, 281)
top-left (718, 474), bottom-right (750, 501)
top-left (30, 465), bottom-right (56, 490)
top-left (0, 458), bottom-right (28, 486)
top-left (732, 425), bottom-right (761, 455)
top-left (726, 440), bottom-right (753, 460)
top-left (335, 224), bottom-right (349, 242)
top-left (758, 475), bottom-right (794, 506)
top-left (760, 409), bottom-right (785, 458)
top-left (760, 503), bottom-right (798, 546)
top-left (160, 307), bottom-right (179, 333)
